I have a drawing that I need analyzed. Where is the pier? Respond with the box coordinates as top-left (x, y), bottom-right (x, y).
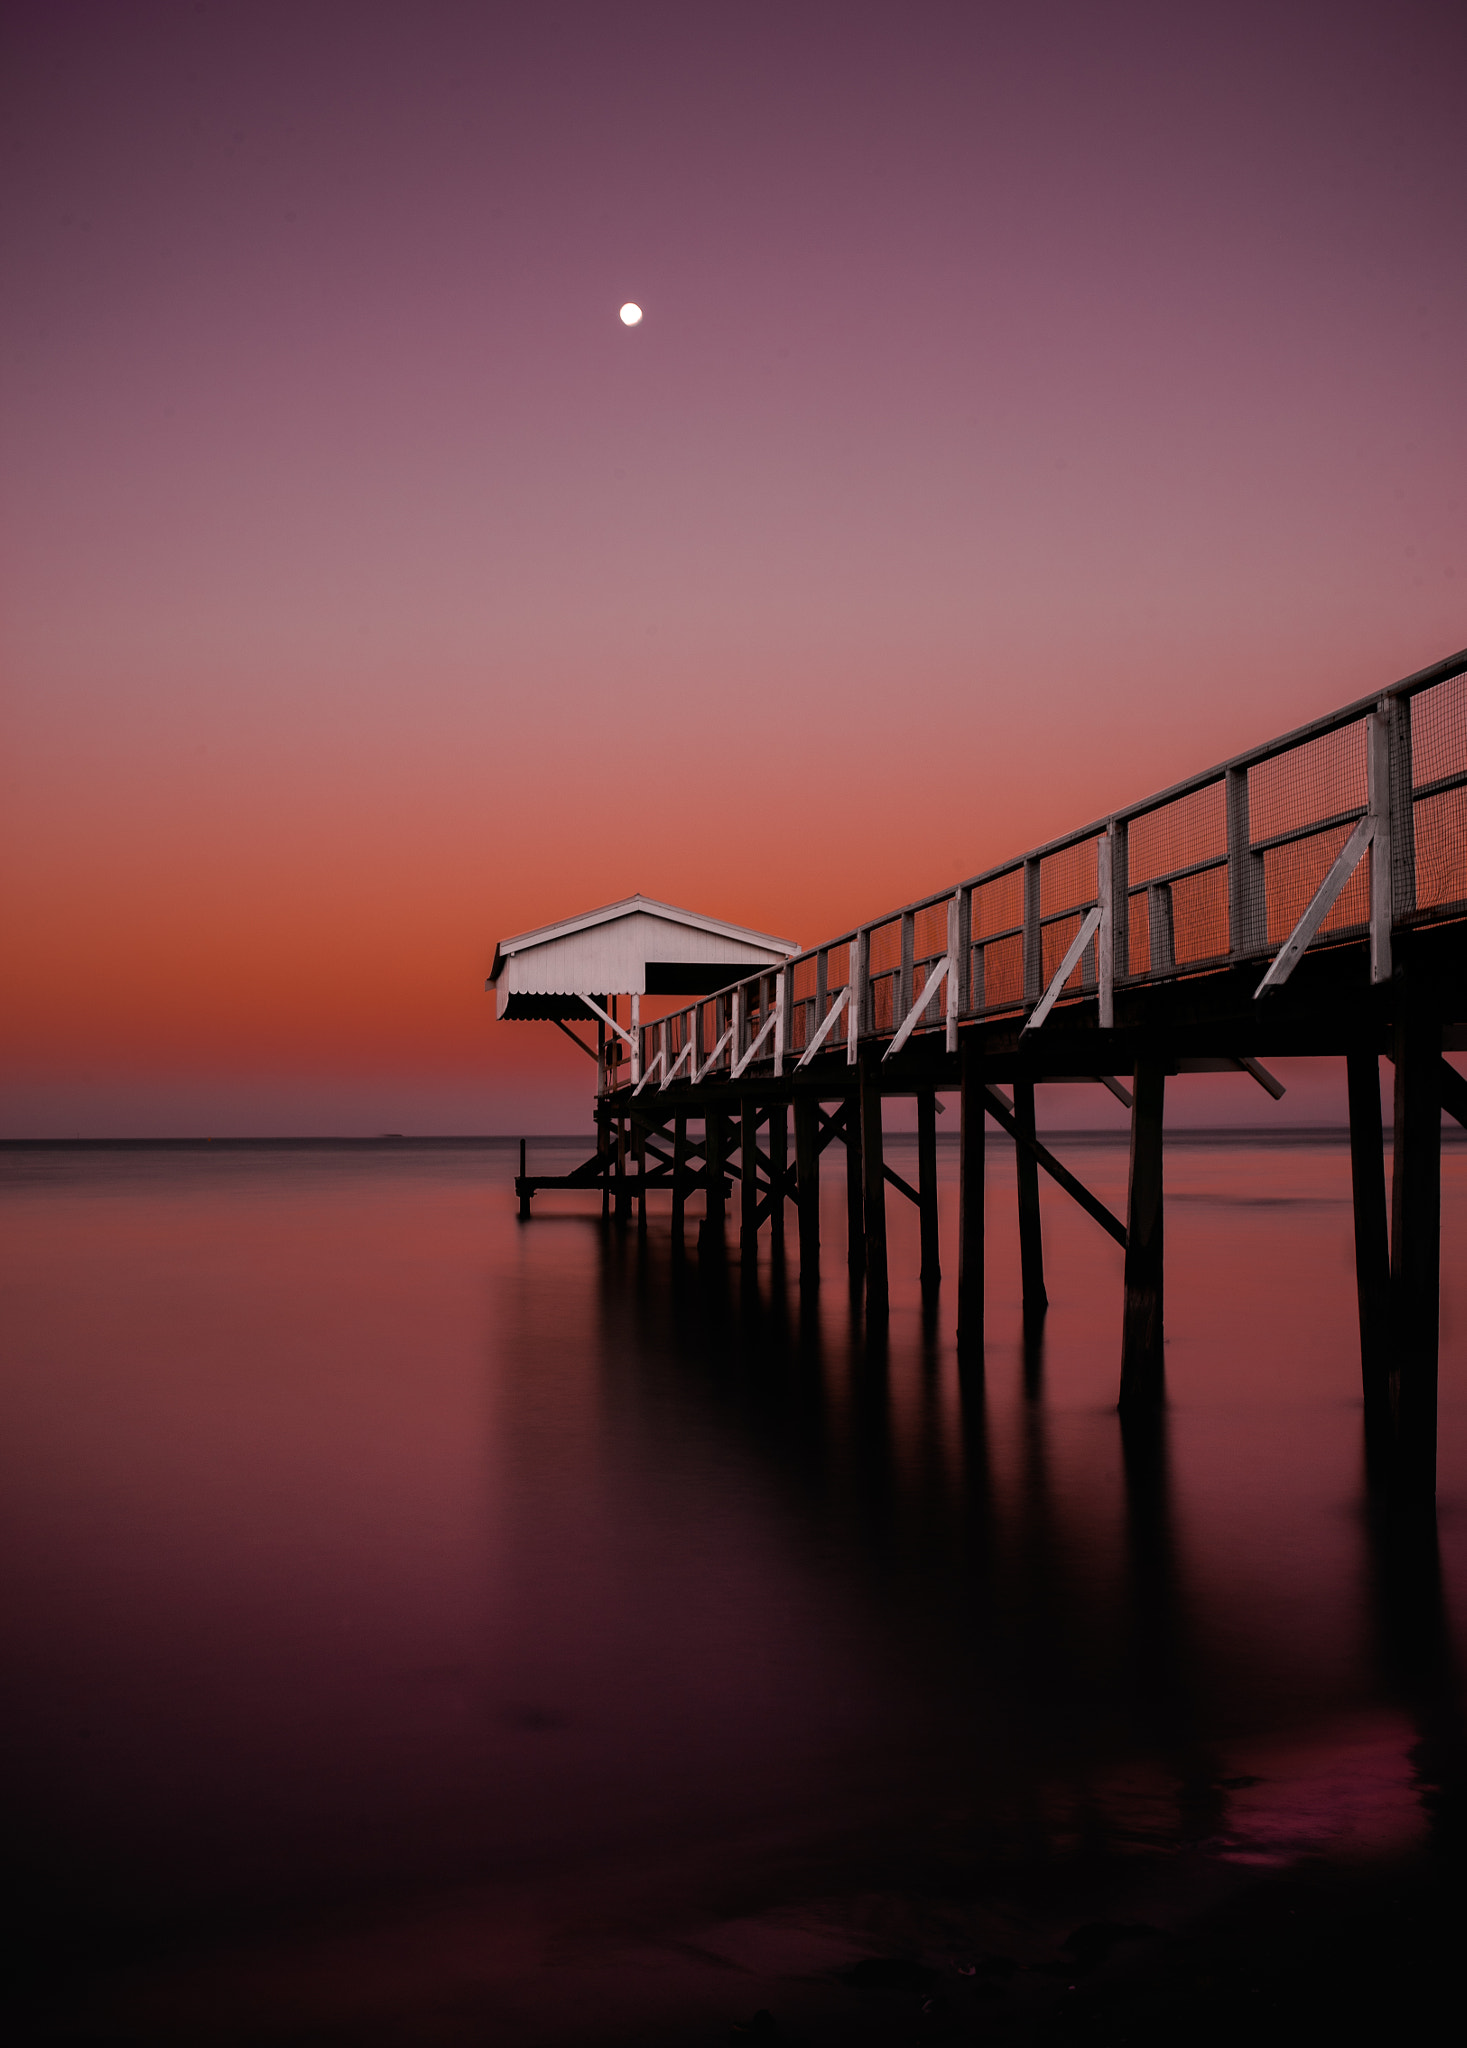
top-left (502, 648), bottom-right (1467, 1494)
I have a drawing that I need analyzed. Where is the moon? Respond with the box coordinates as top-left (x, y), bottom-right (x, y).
top-left (619, 302), bottom-right (643, 326)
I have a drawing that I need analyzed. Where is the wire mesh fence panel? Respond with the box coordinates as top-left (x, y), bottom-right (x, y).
top-left (1128, 892), bottom-right (1152, 977)
top-left (1041, 909), bottom-right (1086, 993)
top-left (1041, 837), bottom-right (1098, 916)
top-left (912, 957), bottom-right (945, 1023)
top-left (1169, 865), bottom-right (1229, 966)
top-left (1127, 781), bottom-right (1225, 887)
top-left (871, 972), bottom-right (897, 1034)
top-left (868, 919), bottom-right (902, 979)
top-left (913, 900), bottom-right (948, 960)
top-left (973, 868), bottom-right (1024, 940)
top-left (1413, 786), bottom-right (1467, 915)
top-left (979, 932), bottom-right (1024, 1011)
top-left (1249, 721), bottom-right (1366, 846)
top-left (1411, 670), bottom-right (1467, 791)
top-left (791, 957), bottom-right (818, 1003)
top-left (1263, 823), bottom-right (1369, 947)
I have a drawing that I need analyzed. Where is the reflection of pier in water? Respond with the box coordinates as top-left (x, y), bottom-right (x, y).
top-left (510, 648), bottom-right (1467, 1504)
top-left (578, 1212), bottom-right (1463, 1869)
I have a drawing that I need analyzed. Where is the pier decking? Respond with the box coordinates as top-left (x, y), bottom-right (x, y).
top-left (508, 648), bottom-right (1467, 1496)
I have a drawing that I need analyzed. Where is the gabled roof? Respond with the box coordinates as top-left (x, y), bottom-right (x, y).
top-left (488, 895), bottom-right (799, 984)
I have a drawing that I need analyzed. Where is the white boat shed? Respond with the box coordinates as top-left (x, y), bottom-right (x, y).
top-left (488, 896), bottom-right (799, 1076)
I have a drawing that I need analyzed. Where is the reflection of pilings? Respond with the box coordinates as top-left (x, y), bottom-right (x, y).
top-left (845, 1087), bottom-right (865, 1279)
top-left (768, 1102), bottom-right (787, 1259)
top-left (1363, 1464), bottom-right (1466, 1860)
top-left (794, 1095), bottom-right (820, 1284)
top-left (860, 1059), bottom-right (887, 1312)
top-left (917, 1086), bottom-right (940, 1289)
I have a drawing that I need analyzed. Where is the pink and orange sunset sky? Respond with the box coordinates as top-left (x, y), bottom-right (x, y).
top-left (3, 0), bottom-right (1464, 1135)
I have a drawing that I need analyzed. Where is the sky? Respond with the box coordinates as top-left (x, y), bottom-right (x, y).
top-left (2, 0), bottom-right (1464, 1135)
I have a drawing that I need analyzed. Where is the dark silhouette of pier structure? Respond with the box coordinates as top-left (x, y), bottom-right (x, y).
top-left (513, 649), bottom-right (1467, 1497)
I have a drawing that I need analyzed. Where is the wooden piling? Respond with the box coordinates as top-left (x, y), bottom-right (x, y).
top-left (704, 1110), bottom-right (725, 1246)
top-left (794, 1094), bottom-right (820, 1282)
top-left (860, 1057), bottom-right (888, 1314)
top-left (598, 1105), bottom-right (610, 1219)
top-left (615, 1112), bottom-right (629, 1225)
top-left (741, 1097), bottom-right (759, 1264)
top-left (917, 1086), bottom-right (940, 1288)
top-left (1346, 1048), bottom-right (1392, 1431)
top-left (957, 1041), bottom-right (984, 1360)
top-left (518, 1138), bottom-right (531, 1220)
top-left (635, 1117), bottom-right (647, 1233)
top-left (671, 1114), bottom-right (687, 1248)
top-left (1013, 1077), bottom-right (1048, 1318)
top-left (767, 1102), bottom-right (787, 1255)
top-left (1119, 1055), bottom-right (1165, 1409)
top-left (1392, 986), bottom-right (1442, 1497)
top-left (845, 1090), bottom-right (865, 1276)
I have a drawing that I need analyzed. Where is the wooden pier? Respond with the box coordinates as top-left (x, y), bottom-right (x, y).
top-left (509, 648), bottom-right (1467, 1497)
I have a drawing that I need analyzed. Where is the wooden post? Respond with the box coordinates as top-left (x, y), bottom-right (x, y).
top-left (1013, 1077), bottom-right (1047, 1318)
top-left (860, 1055), bottom-right (888, 1314)
top-left (794, 1094), bottom-right (820, 1282)
top-left (957, 1041), bottom-right (984, 1359)
top-left (1347, 1049), bottom-right (1392, 1432)
top-left (672, 1114), bottom-right (687, 1248)
top-left (518, 1137), bottom-right (531, 1220)
top-left (615, 1111), bottom-right (629, 1224)
top-left (1392, 986), bottom-right (1441, 1498)
top-left (768, 1101), bottom-right (787, 1254)
top-left (741, 1096), bottom-right (759, 1264)
top-left (1023, 857), bottom-right (1042, 1005)
top-left (1225, 765), bottom-right (1265, 958)
top-left (1119, 1054), bottom-right (1166, 1408)
top-left (917, 1086), bottom-right (940, 1288)
top-left (845, 1089), bottom-right (865, 1276)
top-left (635, 1116), bottom-right (647, 1233)
top-left (704, 1109), bottom-right (725, 1245)
top-left (597, 1100), bottom-right (610, 1219)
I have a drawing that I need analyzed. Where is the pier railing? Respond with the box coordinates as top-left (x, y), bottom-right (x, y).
top-left (614, 649), bottom-right (1467, 1092)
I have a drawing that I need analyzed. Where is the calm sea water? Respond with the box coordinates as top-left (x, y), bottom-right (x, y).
top-left (3, 1132), bottom-right (1465, 2043)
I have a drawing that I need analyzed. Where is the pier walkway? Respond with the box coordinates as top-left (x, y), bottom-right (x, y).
top-left (514, 648), bottom-right (1467, 1496)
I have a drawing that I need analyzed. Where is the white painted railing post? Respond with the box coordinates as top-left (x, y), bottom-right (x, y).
top-left (731, 986), bottom-right (743, 1075)
top-left (1387, 692), bottom-right (1416, 921)
top-left (1023, 857), bottom-right (1043, 1006)
top-left (848, 932), bottom-right (868, 1063)
top-left (631, 992), bottom-right (641, 1084)
top-left (775, 964), bottom-right (790, 1078)
top-left (1367, 705), bottom-right (1393, 985)
top-left (1098, 828), bottom-right (1115, 1030)
top-left (946, 892), bottom-right (961, 1052)
top-left (1225, 766), bottom-right (1265, 956)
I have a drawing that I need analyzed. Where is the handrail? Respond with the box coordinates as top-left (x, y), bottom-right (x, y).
top-left (617, 647), bottom-right (1467, 1091)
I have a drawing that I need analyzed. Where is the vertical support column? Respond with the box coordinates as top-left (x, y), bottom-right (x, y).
top-left (1387, 692), bottom-right (1416, 923)
top-left (815, 947), bottom-right (828, 1049)
top-left (1023, 857), bottom-right (1043, 1007)
top-left (1392, 987), bottom-right (1441, 1498)
top-left (848, 931), bottom-right (868, 1065)
top-left (635, 1116), bottom-right (647, 1233)
top-left (917, 1086), bottom-right (940, 1288)
top-left (615, 1110), bottom-right (629, 1224)
top-left (768, 1101), bottom-right (787, 1255)
top-left (946, 892), bottom-right (964, 1052)
top-left (1367, 707), bottom-right (1393, 986)
top-left (740, 1097), bottom-right (760, 1265)
top-left (630, 992), bottom-right (641, 1085)
top-left (1225, 765), bottom-right (1265, 958)
top-left (900, 911), bottom-right (915, 1022)
top-left (1014, 1077), bottom-right (1047, 1319)
top-left (597, 1101), bottom-right (610, 1219)
top-left (671, 1114), bottom-right (687, 1248)
top-left (704, 1109), bottom-right (725, 1246)
top-left (775, 964), bottom-right (791, 1078)
top-left (794, 1094), bottom-right (820, 1282)
top-left (1098, 829), bottom-right (1115, 1030)
top-left (1346, 1049), bottom-right (1391, 1431)
top-left (957, 1041), bottom-right (984, 1360)
top-left (1148, 883), bottom-right (1175, 974)
top-left (1119, 1054), bottom-right (1166, 1408)
top-left (860, 1054), bottom-right (888, 1315)
top-left (845, 1092), bottom-right (866, 1276)
top-left (518, 1137), bottom-right (531, 1220)
top-left (1110, 818), bottom-right (1130, 984)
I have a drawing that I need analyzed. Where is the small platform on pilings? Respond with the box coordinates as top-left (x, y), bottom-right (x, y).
top-left (497, 648), bottom-right (1467, 1505)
